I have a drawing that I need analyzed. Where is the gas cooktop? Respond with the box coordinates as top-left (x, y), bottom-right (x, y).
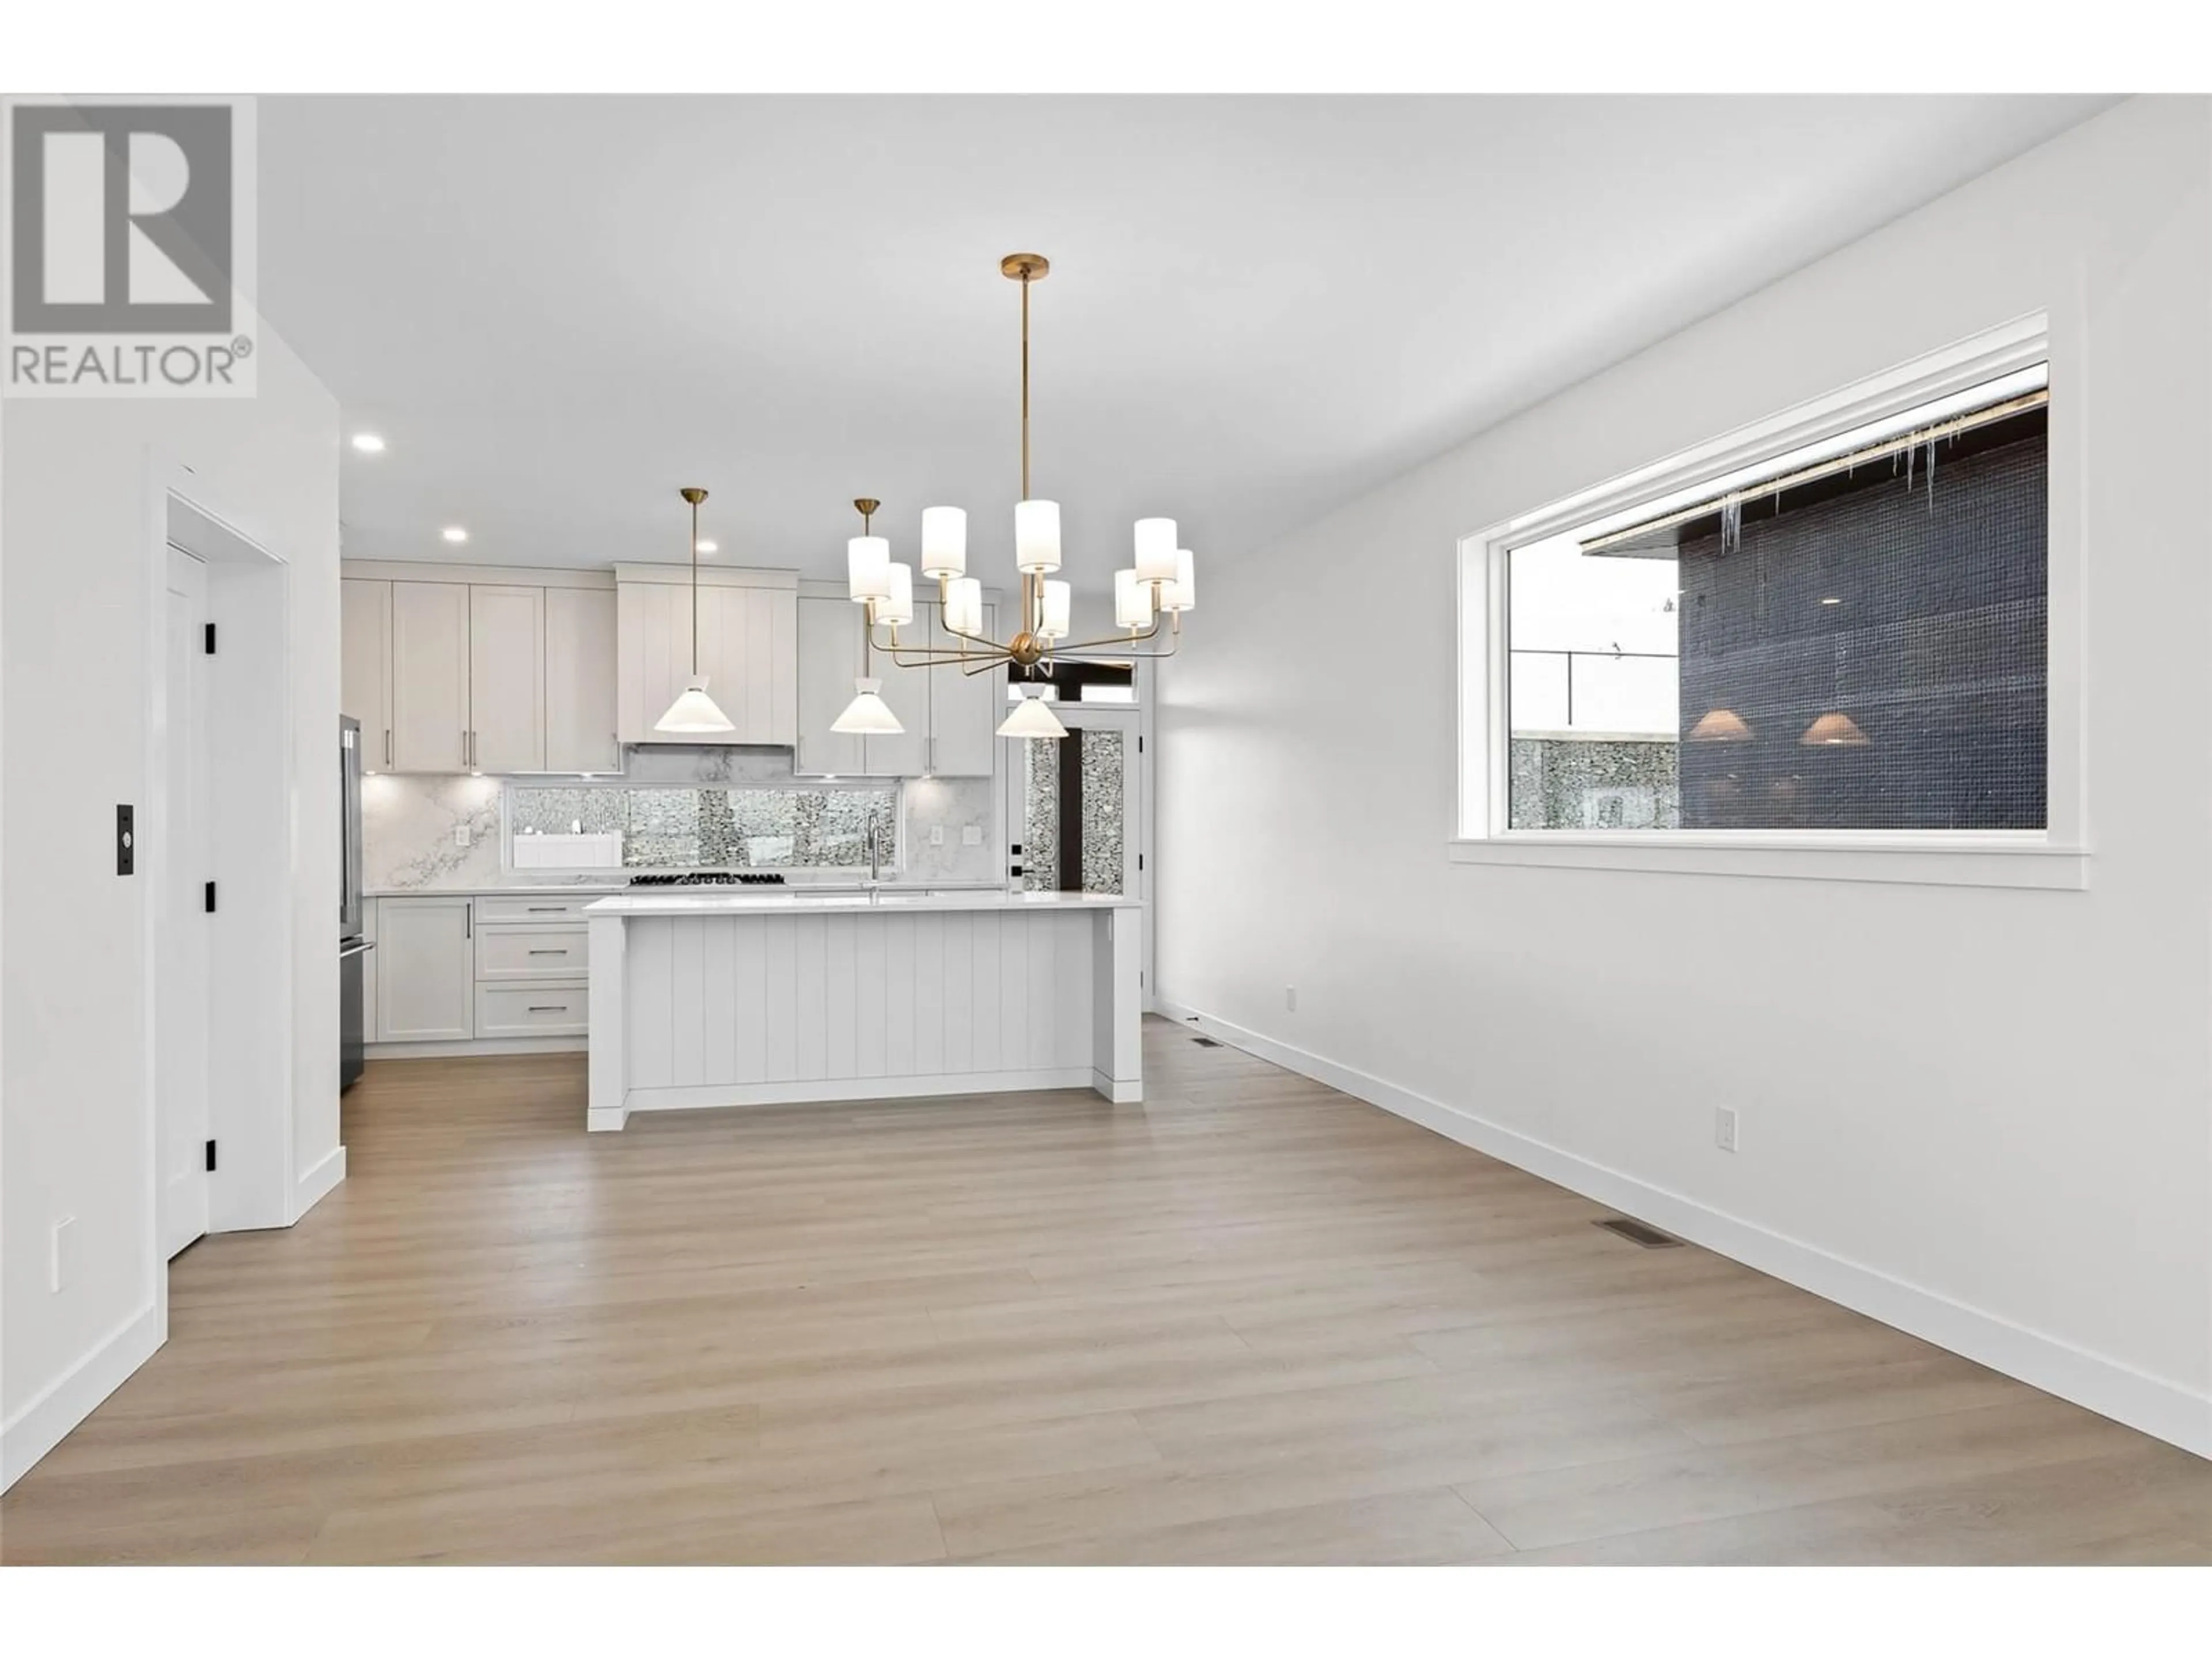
top-left (626, 871), bottom-right (788, 888)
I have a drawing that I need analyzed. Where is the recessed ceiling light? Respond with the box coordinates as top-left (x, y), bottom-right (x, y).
top-left (442, 527), bottom-right (468, 544)
top-left (695, 540), bottom-right (718, 555)
top-left (351, 433), bottom-right (386, 453)
top-left (1820, 596), bottom-right (1842, 605)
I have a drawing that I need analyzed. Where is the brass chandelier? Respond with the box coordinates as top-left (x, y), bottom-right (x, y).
top-left (835, 253), bottom-right (1195, 741)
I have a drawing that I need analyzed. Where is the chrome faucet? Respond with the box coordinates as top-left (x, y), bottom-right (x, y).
top-left (865, 825), bottom-right (883, 895)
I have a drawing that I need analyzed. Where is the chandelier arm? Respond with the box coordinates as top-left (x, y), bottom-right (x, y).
top-left (1050, 615), bottom-right (1172, 654)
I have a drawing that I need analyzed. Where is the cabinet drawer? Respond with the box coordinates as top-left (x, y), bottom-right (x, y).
top-left (475, 894), bottom-right (607, 925)
top-left (474, 923), bottom-right (589, 980)
top-left (475, 981), bottom-right (589, 1037)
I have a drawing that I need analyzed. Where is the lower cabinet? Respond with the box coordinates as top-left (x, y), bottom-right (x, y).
top-left (374, 896), bottom-right (475, 1042)
top-left (372, 894), bottom-right (592, 1047)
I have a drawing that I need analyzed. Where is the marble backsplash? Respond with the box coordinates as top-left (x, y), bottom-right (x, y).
top-left (363, 747), bottom-right (998, 891)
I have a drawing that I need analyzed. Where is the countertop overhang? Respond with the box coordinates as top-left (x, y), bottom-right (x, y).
top-left (584, 889), bottom-right (1139, 918)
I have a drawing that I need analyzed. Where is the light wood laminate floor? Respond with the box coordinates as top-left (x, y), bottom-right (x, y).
top-left (4, 1020), bottom-right (2207, 1565)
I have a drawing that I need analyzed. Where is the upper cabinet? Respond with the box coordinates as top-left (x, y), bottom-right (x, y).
top-left (344, 569), bottom-right (620, 775)
top-left (544, 587), bottom-right (619, 773)
top-left (344, 560), bottom-right (988, 779)
top-left (467, 585), bottom-right (546, 773)
top-left (340, 578), bottom-right (393, 770)
top-left (390, 580), bottom-right (471, 773)
top-left (927, 599), bottom-right (998, 777)
top-left (615, 568), bottom-right (797, 747)
top-left (792, 594), bottom-right (995, 778)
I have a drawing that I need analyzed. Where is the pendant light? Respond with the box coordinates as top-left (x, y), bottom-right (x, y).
top-left (998, 685), bottom-right (1068, 739)
top-left (654, 487), bottom-right (735, 734)
top-left (832, 499), bottom-right (908, 737)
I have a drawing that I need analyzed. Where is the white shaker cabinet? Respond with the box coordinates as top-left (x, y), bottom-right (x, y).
top-left (389, 581), bottom-right (471, 773)
top-left (375, 896), bottom-right (475, 1042)
top-left (468, 584), bottom-right (546, 774)
top-left (544, 586), bottom-right (620, 773)
top-left (341, 578), bottom-right (395, 770)
top-left (796, 596), bottom-right (866, 777)
top-left (928, 599), bottom-right (998, 777)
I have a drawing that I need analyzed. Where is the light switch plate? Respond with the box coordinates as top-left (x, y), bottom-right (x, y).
top-left (454, 824), bottom-right (471, 848)
top-left (962, 825), bottom-right (983, 846)
top-left (930, 826), bottom-right (945, 847)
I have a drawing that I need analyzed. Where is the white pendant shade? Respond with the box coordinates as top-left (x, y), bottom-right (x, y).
top-left (1115, 567), bottom-right (1154, 629)
top-left (847, 534), bottom-right (892, 602)
top-left (1160, 547), bottom-right (1196, 613)
top-left (945, 575), bottom-right (984, 636)
top-left (997, 691), bottom-right (1069, 739)
top-left (655, 675), bottom-right (734, 734)
top-left (921, 506), bottom-right (967, 578)
top-left (878, 562), bottom-right (915, 628)
top-left (831, 677), bottom-right (904, 735)
top-left (1015, 499), bottom-right (1062, 573)
top-left (1134, 517), bottom-right (1179, 582)
top-left (1039, 579), bottom-right (1071, 639)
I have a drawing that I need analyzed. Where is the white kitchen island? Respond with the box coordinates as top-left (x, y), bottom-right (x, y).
top-left (582, 889), bottom-right (1142, 1130)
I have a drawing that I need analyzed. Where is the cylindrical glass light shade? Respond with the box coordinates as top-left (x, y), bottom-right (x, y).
top-left (1039, 579), bottom-right (1071, 639)
top-left (920, 506), bottom-right (967, 579)
top-left (1134, 517), bottom-right (1179, 582)
top-left (1115, 567), bottom-right (1154, 629)
top-left (1015, 499), bottom-right (1062, 573)
top-left (945, 576), bottom-right (983, 636)
top-left (831, 677), bottom-right (904, 736)
top-left (847, 534), bottom-right (892, 602)
top-left (1160, 547), bottom-right (1196, 613)
top-left (878, 563), bottom-right (915, 628)
top-left (997, 690), bottom-right (1069, 740)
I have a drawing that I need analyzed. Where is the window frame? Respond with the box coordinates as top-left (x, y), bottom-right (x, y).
top-left (1453, 313), bottom-right (2086, 890)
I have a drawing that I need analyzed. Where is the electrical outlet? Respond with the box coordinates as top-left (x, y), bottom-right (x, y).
top-left (962, 824), bottom-right (983, 847)
top-left (1714, 1108), bottom-right (1740, 1153)
top-left (1285, 986), bottom-right (1297, 1013)
top-left (51, 1216), bottom-right (77, 1291)
top-left (454, 823), bottom-right (471, 848)
top-left (930, 825), bottom-right (945, 847)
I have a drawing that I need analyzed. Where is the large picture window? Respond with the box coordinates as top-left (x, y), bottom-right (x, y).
top-left (1498, 361), bottom-right (2050, 836)
top-left (1456, 322), bottom-right (2080, 887)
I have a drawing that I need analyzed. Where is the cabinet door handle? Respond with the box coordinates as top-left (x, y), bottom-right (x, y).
top-left (527, 1005), bottom-right (567, 1013)
top-left (525, 905), bottom-right (566, 912)
top-left (527, 948), bottom-right (569, 956)
top-left (384, 728), bottom-right (392, 767)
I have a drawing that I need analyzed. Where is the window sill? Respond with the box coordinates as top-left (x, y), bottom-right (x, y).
top-left (1446, 835), bottom-right (2088, 891)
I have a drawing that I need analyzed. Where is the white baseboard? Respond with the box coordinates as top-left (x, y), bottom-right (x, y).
top-left (293, 1144), bottom-right (347, 1220)
top-left (1153, 994), bottom-right (2212, 1461)
top-left (366, 1035), bottom-right (586, 1060)
top-left (1, 1300), bottom-right (165, 1493)
top-left (623, 1067), bottom-right (1101, 1119)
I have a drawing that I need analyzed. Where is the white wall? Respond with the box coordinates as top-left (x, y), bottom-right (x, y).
top-left (1156, 96), bottom-right (2212, 1456)
top-left (1, 324), bottom-right (342, 1488)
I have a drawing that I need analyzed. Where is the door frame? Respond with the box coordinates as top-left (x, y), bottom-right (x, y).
top-left (1002, 702), bottom-right (1145, 896)
top-left (158, 544), bottom-right (213, 1258)
top-left (147, 467), bottom-right (299, 1249)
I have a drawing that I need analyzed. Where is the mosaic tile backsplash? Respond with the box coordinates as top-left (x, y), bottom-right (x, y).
top-left (362, 745), bottom-right (997, 889)
top-left (509, 784), bottom-right (897, 869)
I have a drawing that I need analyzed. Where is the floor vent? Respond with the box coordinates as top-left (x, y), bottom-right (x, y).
top-left (1594, 1217), bottom-right (1681, 1249)
top-left (1191, 1036), bottom-right (1222, 1048)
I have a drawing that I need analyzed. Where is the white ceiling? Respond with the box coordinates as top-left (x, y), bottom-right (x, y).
top-left (259, 94), bottom-right (2109, 584)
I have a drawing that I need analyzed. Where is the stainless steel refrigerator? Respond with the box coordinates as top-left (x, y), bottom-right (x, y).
top-left (340, 716), bottom-right (373, 1090)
